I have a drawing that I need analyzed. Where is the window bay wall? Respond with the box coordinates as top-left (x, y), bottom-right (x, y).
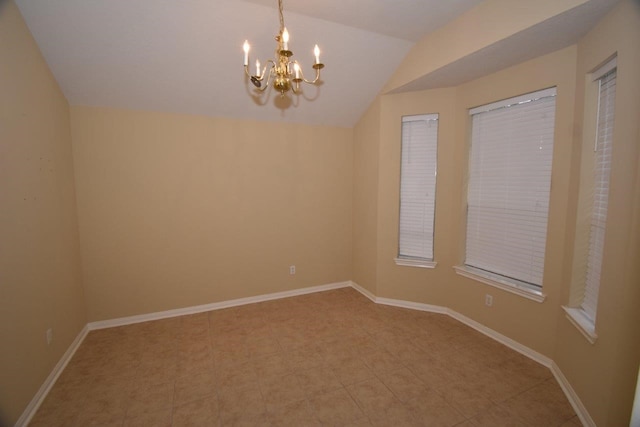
top-left (353, 1), bottom-right (640, 425)
top-left (372, 46), bottom-right (578, 357)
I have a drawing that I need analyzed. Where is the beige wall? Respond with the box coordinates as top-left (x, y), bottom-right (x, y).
top-left (71, 107), bottom-right (353, 321)
top-left (0, 2), bottom-right (86, 425)
top-left (352, 98), bottom-right (381, 295)
top-left (353, 1), bottom-right (640, 424)
top-left (554, 1), bottom-right (640, 426)
top-left (376, 88), bottom-right (458, 307)
top-left (448, 46), bottom-right (578, 356)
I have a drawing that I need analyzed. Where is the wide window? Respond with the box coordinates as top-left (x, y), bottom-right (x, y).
top-left (396, 114), bottom-right (438, 268)
top-left (463, 88), bottom-right (557, 293)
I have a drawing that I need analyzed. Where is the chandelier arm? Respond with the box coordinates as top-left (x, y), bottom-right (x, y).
top-left (255, 67), bottom-right (275, 92)
top-left (244, 60), bottom-right (277, 83)
top-left (243, 65), bottom-right (252, 78)
top-left (292, 60), bottom-right (322, 85)
top-left (259, 60), bottom-right (277, 81)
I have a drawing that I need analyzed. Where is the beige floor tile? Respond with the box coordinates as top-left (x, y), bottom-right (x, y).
top-left (267, 399), bottom-right (320, 427)
top-left (368, 400), bottom-right (423, 427)
top-left (360, 348), bottom-right (403, 374)
top-left (28, 402), bottom-right (79, 427)
top-left (346, 378), bottom-right (400, 418)
top-left (75, 413), bottom-right (125, 427)
top-left (259, 373), bottom-right (306, 410)
top-left (382, 339), bottom-right (428, 364)
top-left (218, 384), bottom-right (267, 423)
top-left (329, 356), bottom-right (376, 386)
top-left (296, 365), bottom-right (343, 396)
top-left (405, 356), bottom-right (463, 390)
top-left (286, 344), bottom-right (326, 371)
top-left (126, 380), bottom-right (175, 416)
top-left (172, 395), bottom-right (220, 426)
top-left (439, 379), bottom-right (495, 418)
top-left (76, 384), bottom-right (130, 423)
top-left (308, 387), bottom-right (366, 425)
top-left (216, 360), bottom-right (259, 392)
top-left (377, 367), bottom-right (428, 403)
top-left (560, 415), bottom-right (583, 426)
top-left (136, 356), bottom-right (178, 384)
top-left (123, 408), bottom-right (172, 427)
top-left (467, 403), bottom-right (529, 427)
top-left (174, 370), bottom-right (217, 406)
top-left (246, 334), bottom-right (282, 358)
top-left (503, 378), bottom-right (577, 426)
top-left (404, 389), bottom-right (466, 427)
top-left (253, 352), bottom-right (291, 379)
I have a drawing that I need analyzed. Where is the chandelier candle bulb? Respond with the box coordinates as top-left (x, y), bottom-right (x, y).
top-left (314, 45), bottom-right (320, 64)
top-left (243, 40), bottom-right (249, 66)
top-left (282, 27), bottom-right (289, 50)
top-left (294, 63), bottom-right (300, 79)
top-left (256, 59), bottom-right (260, 76)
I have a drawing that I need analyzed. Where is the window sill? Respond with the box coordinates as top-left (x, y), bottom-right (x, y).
top-left (562, 306), bottom-right (597, 344)
top-left (394, 257), bottom-right (437, 269)
top-left (453, 265), bottom-right (546, 303)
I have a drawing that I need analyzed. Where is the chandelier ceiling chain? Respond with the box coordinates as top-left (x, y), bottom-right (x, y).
top-left (242, 0), bottom-right (325, 97)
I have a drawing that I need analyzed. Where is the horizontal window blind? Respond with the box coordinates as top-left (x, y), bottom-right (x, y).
top-left (466, 88), bottom-right (557, 287)
top-left (582, 68), bottom-right (616, 322)
top-left (399, 114), bottom-right (438, 260)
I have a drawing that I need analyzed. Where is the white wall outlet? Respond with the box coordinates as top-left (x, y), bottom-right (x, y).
top-left (46, 328), bottom-right (53, 345)
top-left (485, 294), bottom-right (493, 307)
top-left (289, 265), bottom-right (296, 275)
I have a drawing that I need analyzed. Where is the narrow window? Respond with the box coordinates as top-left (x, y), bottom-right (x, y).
top-left (581, 62), bottom-right (616, 324)
top-left (464, 88), bottom-right (557, 291)
top-left (396, 114), bottom-right (438, 268)
top-left (563, 57), bottom-right (616, 342)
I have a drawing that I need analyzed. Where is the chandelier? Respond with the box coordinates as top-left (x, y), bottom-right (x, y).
top-left (242, 0), bottom-right (325, 97)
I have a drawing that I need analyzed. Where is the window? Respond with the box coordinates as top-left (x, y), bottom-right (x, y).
top-left (396, 114), bottom-right (438, 268)
top-left (564, 58), bottom-right (616, 342)
top-left (582, 64), bottom-right (616, 323)
top-left (459, 88), bottom-right (557, 298)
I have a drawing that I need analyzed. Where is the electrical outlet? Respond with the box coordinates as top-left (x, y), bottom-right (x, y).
top-left (485, 294), bottom-right (493, 307)
top-left (289, 265), bottom-right (296, 275)
top-left (46, 328), bottom-right (53, 345)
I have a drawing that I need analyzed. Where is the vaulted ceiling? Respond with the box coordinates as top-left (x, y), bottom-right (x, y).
top-left (15, 0), bottom-right (619, 127)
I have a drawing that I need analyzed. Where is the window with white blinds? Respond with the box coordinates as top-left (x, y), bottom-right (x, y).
top-left (581, 65), bottom-right (616, 323)
top-left (465, 88), bottom-right (557, 289)
top-left (398, 114), bottom-right (438, 262)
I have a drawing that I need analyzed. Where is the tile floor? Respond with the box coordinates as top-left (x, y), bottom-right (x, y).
top-left (30, 287), bottom-right (581, 426)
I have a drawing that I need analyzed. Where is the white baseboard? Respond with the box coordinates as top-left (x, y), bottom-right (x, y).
top-left (88, 281), bottom-right (352, 330)
top-left (446, 309), bottom-right (552, 367)
top-left (15, 324), bottom-right (89, 427)
top-left (348, 281), bottom-right (377, 303)
top-left (551, 362), bottom-right (596, 427)
top-left (348, 281), bottom-right (592, 425)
